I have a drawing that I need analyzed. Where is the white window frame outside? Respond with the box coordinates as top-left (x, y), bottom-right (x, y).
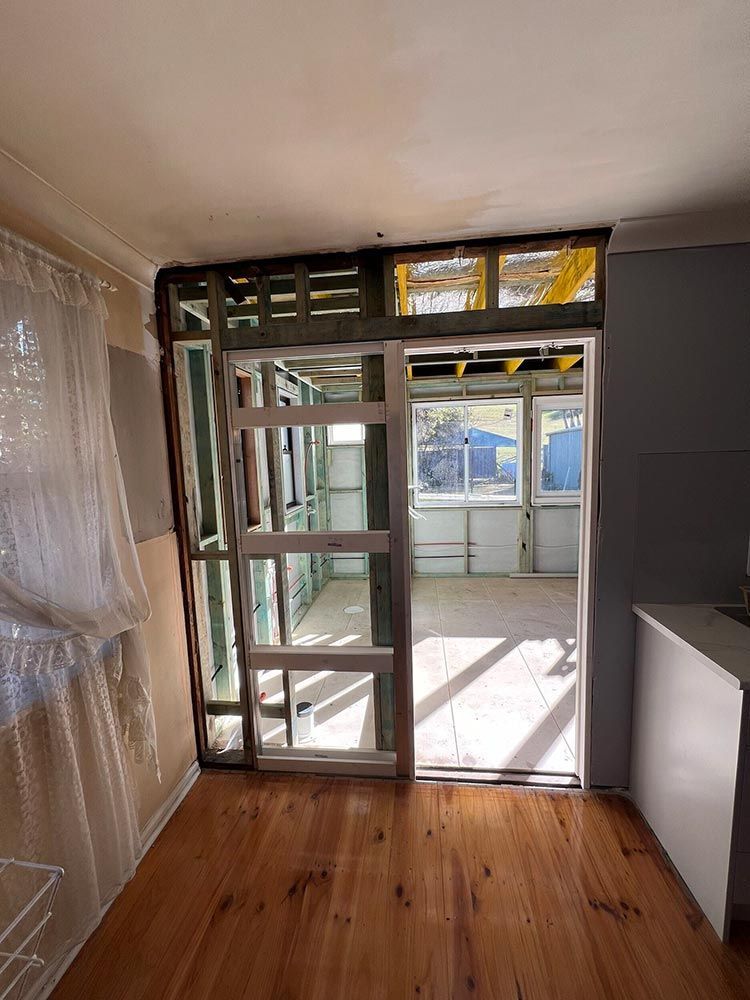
top-left (532, 393), bottom-right (583, 505)
top-left (277, 386), bottom-right (305, 510)
top-left (411, 397), bottom-right (523, 508)
top-left (327, 422), bottom-right (365, 446)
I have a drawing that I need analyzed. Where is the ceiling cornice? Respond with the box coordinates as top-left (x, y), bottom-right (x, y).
top-left (0, 147), bottom-right (158, 290)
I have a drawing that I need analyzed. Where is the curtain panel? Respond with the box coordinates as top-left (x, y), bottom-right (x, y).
top-left (0, 225), bottom-right (157, 985)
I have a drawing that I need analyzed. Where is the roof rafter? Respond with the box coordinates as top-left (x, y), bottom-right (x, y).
top-left (539, 247), bottom-right (596, 305)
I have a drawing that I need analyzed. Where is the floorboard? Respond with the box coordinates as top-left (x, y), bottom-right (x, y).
top-left (53, 772), bottom-right (750, 1000)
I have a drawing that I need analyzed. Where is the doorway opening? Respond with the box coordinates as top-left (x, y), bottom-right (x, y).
top-left (404, 334), bottom-right (596, 784)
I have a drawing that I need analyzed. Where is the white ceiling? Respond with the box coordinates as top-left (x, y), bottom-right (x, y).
top-left (1, 1), bottom-right (748, 274)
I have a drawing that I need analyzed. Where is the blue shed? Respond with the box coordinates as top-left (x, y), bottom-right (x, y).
top-left (542, 426), bottom-right (582, 492)
top-left (467, 427), bottom-right (516, 482)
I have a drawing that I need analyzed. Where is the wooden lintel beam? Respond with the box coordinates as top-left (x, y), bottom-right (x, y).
top-left (220, 301), bottom-right (602, 351)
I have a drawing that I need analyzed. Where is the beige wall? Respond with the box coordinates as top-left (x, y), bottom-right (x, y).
top-left (136, 534), bottom-right (196, 824)
top-left (0, 199), bottom-right (197, 830)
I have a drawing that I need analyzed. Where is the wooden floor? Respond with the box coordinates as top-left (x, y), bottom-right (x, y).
top-left (54, 772), bottom-right (750, 1000)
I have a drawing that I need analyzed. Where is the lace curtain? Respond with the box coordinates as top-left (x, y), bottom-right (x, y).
top-left (0, 226), bottom-right (158, 985)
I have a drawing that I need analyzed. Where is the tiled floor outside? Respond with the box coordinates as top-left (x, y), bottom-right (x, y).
top-left (259, 579), bottom-right (375, 750)
top-left (259, 576), bottom-right (577, 775)
top-left (413, 577), bottom-right (577, 773)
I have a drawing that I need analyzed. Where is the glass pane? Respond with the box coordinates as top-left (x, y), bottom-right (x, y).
top-left (414, 405), bottom-right (465, 504)
top-left (538, 404), bottom-right (583, 494)
top-left (259, 669), bottom-right (377, 751)
top-left (247, 559), bottom-right (373, 647)
top-left (328, 423), bottom-right (365, 444)
top-left (467, 402), bottom-right (520, 502)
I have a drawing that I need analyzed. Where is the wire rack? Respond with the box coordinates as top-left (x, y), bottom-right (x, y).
top-left (0, 859), bottom-right (63, 1000)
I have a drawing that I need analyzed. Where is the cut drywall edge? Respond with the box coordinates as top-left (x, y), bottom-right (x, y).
top-left (610, 208), bottom-right (750, 255)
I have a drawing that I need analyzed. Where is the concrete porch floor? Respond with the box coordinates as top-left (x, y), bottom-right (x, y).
top-left (258, 576), bottom-right (577, 775)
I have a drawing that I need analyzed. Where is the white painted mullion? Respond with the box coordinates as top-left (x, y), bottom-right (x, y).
top-left (240, 529), bottom-right (389, 555)
top-left (232, 400), bottom-right (385, 429)
top-left (248, 644), bottom-right (393, 673)
top-left (384, 339), bottom-right (415, 780)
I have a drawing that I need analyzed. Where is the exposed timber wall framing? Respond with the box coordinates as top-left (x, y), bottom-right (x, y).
top-left (360, 250), bottom-right (396, 753)
top-left (158, 283), bottom-right (210, 762)
top-left (384, 340), bottom-right (416, 778)
top-left (220, 302), bottom-right (601, 352)
top-left (206, 272), bottom-right (254, 758)
top-left (259, 358), bottom-right (296, 747)
top-left (162, 229), bottom-right (607, 354)
top-left (227, 347), bottom-right (410, 775)
top-left (519, 380), bottom-right (533, 572)
top-left (156, 228), bottom-right (607, 773)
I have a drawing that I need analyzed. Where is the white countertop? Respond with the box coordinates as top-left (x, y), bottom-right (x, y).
top-left (633, 603), bottom-right (750, 690)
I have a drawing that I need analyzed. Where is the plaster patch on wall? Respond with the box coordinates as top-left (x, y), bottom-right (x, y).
top-left (109, 345), bottom-right (173, 543)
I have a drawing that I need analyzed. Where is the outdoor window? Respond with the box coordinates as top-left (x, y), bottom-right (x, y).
top-left (532, 395), bottom-right (583, 503)
top-left (278, 392), bottom-right (302, 508)
top-left (327, 423), bottom-right (365, 445)
top-left (413, 399), bottom-right (522, 506)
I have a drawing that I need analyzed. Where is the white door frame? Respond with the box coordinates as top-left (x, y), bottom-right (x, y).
top-left (402, 327), bottom-right (602, 788)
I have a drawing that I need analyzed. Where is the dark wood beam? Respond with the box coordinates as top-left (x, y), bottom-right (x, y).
top-left (157, 285), bottom-right (209, 760)
top-left (294, 263), bottom-right (311, 322)
top-left (206, 271), bottom-right (254, 752)
top-left (221, 301), bottom-right (602, 351)
top-left (359, 251), bottom-right (395, 753)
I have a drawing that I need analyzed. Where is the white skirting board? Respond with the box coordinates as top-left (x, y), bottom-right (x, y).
top-left (139, 760), bottom-right (201, 855)
top-left (30, 760), bottom-right (201, 1000)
